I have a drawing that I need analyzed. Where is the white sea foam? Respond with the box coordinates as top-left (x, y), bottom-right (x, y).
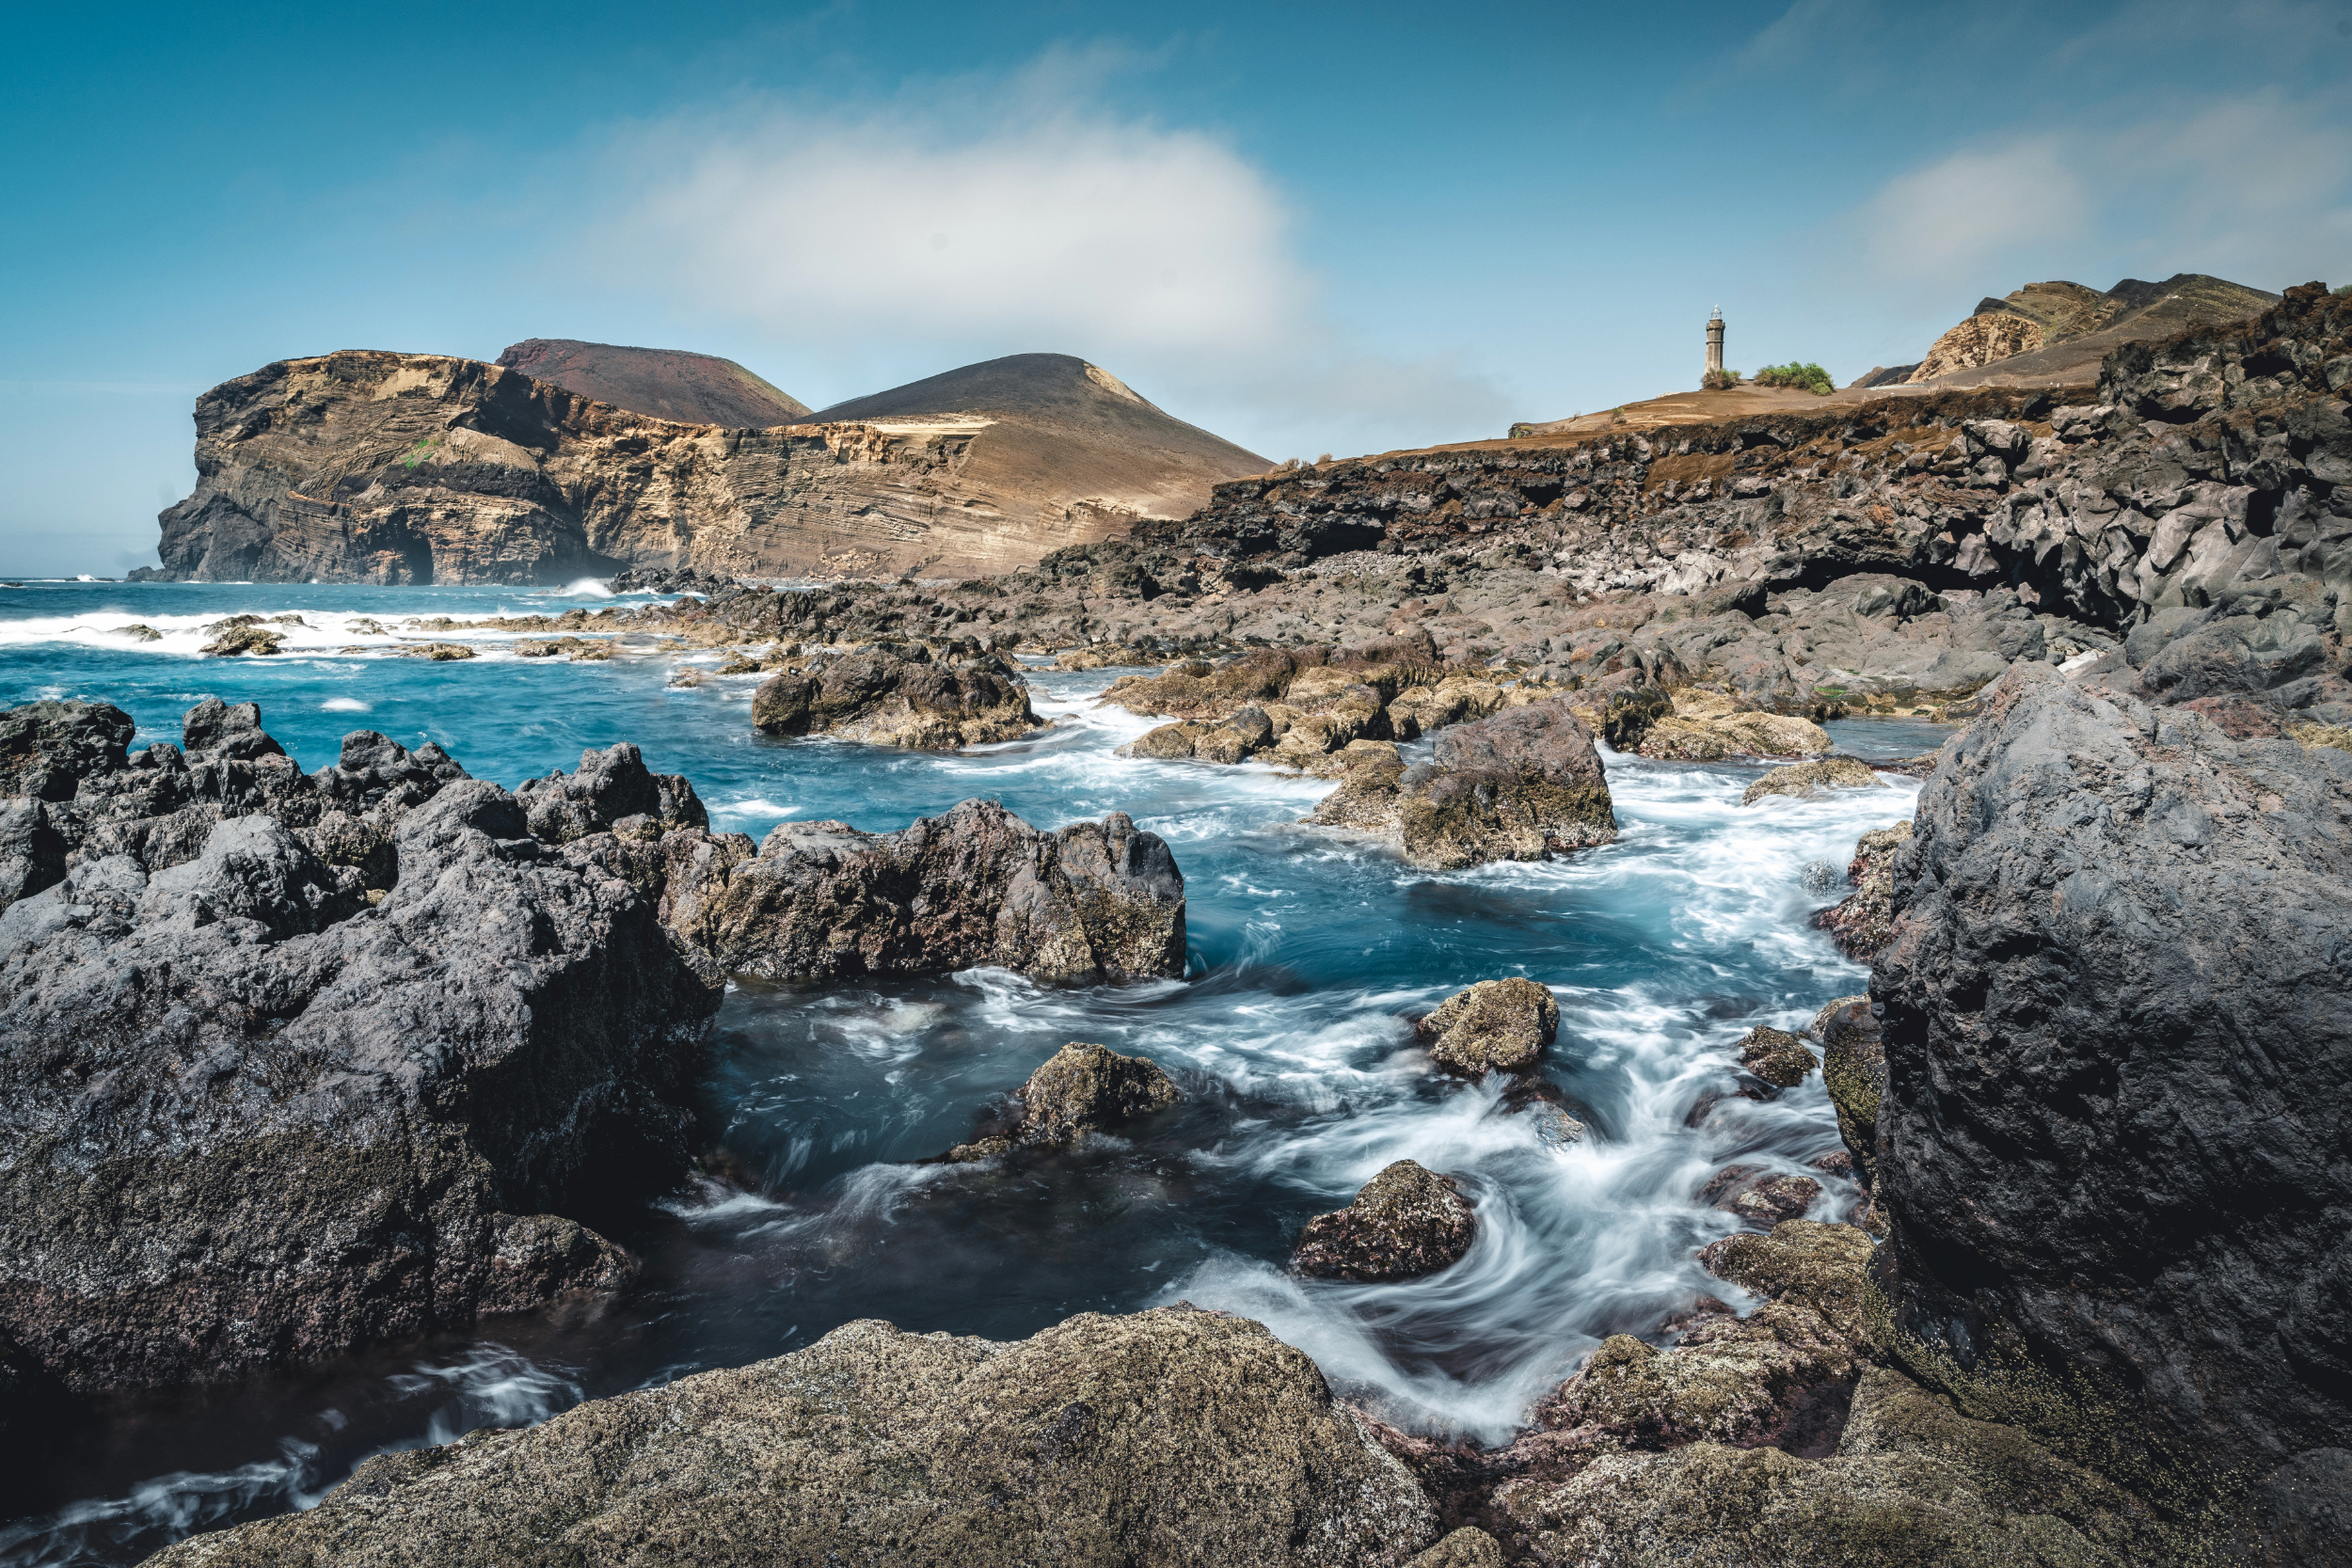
top-left (320, 697), bottom-right (371, 712)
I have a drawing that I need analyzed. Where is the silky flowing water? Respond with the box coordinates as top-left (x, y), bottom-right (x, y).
top-left (0, 580), bottom-right (1934, 1566)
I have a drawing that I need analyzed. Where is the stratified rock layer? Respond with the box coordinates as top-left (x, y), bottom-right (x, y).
top-left (143, 1307), bottom-right (1439, 1568)
top-left (0, 703), bottom-right (723, 1396)
top-left (1873, 662), bottom-right (2352, 1501)
top-left (648, 799), bottom-right (1185, 985)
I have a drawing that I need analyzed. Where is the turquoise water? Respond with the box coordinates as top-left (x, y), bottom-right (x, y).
top-left (0, 580), bottom-right (1931, 1566)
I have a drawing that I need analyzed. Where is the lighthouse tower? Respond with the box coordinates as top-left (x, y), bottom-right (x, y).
top-left (1706, 307), bottom-right (1725, 376)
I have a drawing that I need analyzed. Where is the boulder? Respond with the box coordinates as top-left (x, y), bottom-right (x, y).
top-left (1294, 1160), bottom-right (1477, 1283)
top-left (0, 716), bottom-right (723, 1396)
top-left (946, 1042), bottom-right (1180, 1162)
top-left (1739, 754), bottom-right (1881, 805)
top-left (1734, 1024), bottom-right (1816, 1087)
top-left (1404, 1528), bottom-right (1503, 1568)
top-left (142, 1307), bottom-right (1441, 1568)
top-left (650, 799), bottom-right (1186, 986)
top-left (1310, 699), bottom-right (1615, 869)
top-left (1813, 820), bottom-right (1911, 960)
top-left (1415, 977), bottom-right (1561, 1076)
top-left (1873, 663), bottom-right (2352, 1502)
top-left (752, 646), bottom-right (1038, 750)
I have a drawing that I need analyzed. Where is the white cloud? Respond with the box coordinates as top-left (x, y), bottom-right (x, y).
top-left (1851, 88), bottom-right (2352, 304)
top-left (570, 67), bottom-right (1514, 456)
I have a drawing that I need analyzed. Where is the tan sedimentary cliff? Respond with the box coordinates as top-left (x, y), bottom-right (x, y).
top-left (145, 350), bottom-right (1266, 584)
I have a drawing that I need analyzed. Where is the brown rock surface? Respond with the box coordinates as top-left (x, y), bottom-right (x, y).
top-left (1294, 1161), bottom-right (1477, 1283)
top-left (1739, 754), bottom-right (1881, 804)
top-left (945, 1042), bottom-right (1181, 1163)
top-left (1733, 1025), bottom-right (1816, 1087)
top-left (141, 1307), bottom-right (1439, 1568)
top-left (1814, 819), bottom-right (1911, 959)
top-left (750, 647), bottom-right (1038, 750)
top-left (1415, 978), bottom-right (1561, 1076)
top-left (1908, 311), bottom-right (2048, 384)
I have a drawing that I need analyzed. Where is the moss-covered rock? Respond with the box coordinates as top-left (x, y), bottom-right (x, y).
top-left (1815, 999), bottom-right (1886, 1187)
top-left (1294, 1160), bottom-right (1476, 1282)
top-left (1404, 1526), bottom-right (1503, 1567)
top-left (143, 1307), bottom-right (1441, 1568)
top-left (1417, 978), bottom-right (1560, 1076)
top-left (945, 1042), bottom-right (1180, 1162)
top-left (1737, 1024), bottom-right (1818, 1087)
top-left (1638, 689), bottom-right (1833, 761)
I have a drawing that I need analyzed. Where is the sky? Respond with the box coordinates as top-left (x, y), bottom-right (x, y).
top-left (3, 0), bottom-right (2348, 576)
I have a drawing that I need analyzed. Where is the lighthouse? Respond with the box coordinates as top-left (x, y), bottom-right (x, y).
top-left (1706, 307), bottom-right (1725, 376)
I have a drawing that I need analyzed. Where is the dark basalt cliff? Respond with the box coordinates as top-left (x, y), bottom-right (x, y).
top-left (140, 350), bottom-right (1269, 585)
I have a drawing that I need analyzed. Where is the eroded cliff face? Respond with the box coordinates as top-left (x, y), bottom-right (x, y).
top-left (144, 352), bottom-right (1154, 584)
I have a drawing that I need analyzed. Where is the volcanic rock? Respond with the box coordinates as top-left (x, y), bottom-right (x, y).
top-left (646, 799), bottom-right (1185, 986)
top-left (1812, 996), bottom-right (1884, 1187)
top-left (1293, 1160), bottom-right (1477, 1283)
top-left (1734, 1024), bottom-right (1817, 1087)
top-left (1813, 821), bottom-right (1911, 960)
top-left (1873, 662), bottom-right (2352, 1497)
top-left (1637, 689), bottom-right (1832, 761)
top-left (1415, 978), bottom-right (1561, 1076)
top-left (142, 1307), bottom-right (1439, 1568)
top-left (514, 741), bottom-right (710, 846)
top-left (1310, 699), bottom-right (1615, 869)
top-left (0, 702), bottom-right (723, 1396)
top-left (945, 1042), bottom-right (1180, 1163)
top-left (1739, 755), bottom-right (1881, 805)
top-left (751, 646), bottom-right (1038, 750)
top-left (1404, 1528), bottom-right (1504, 1568)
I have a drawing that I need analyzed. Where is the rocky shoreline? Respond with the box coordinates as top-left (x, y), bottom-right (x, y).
top-left (6, 285), bottom-right (2349, 1563)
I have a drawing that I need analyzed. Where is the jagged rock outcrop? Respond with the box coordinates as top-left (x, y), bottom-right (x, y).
top-left (1293, 1161), bottom-right (1477, 1283)
top-left (644, 799), bottom-right (1185, 986)
top-left (143, 1306), bottom-right (1439, 1568)
top-left (751, 645), bottom-right (1039, 750)
top-left (0, 702), bottom-right (723, 1396)
top-left (139, 350), bottom-right (1268, 584)
top-left (1872, 663), bottom-right (2352, 1511)
top-left (1740, 754), bottom-right (1880, 804)
top-left (1910, 310), bottom-right (2046, 383)
top-left (945, 1042), bottom-right (1180, 1163)
top-left (1907, 273), bottom-right (2283, 389)
top-left (1309, 699), bottom-right (1614, 868)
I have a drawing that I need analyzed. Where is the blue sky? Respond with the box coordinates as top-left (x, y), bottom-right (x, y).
top-left (4, 0), bottom-right (2348, 575)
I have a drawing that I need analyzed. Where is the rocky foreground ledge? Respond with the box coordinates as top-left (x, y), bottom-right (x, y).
top-left (0, 701), bottom-right (1186, 1412)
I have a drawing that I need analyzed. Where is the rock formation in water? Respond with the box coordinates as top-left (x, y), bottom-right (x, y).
top-left (639, 798), bottom-right (1186, 986)
top-left (1293, 1161), bottom-right (1477, 1283)
top-left (0, 701), bottom-right (723, 1396)
top-left (750, 645), bottom-right (1039, 750)
top-left (138, 349), bottom-right (1268, 584)
top-left (1413, 978), bottom-right (1561, 1076)
top-left (142, 1306), bottom-right (1439, 1568)
top-left (494, 338), bottom-right (812, 426)
top-left (945, 1042), bottom-right (1181, 1163)
top-left (1309, 698), bottom-right (1615, 868)
top-left (1814, 820), bottom-right (1910, 958)
top-left (1871, 661), bottom-right (2352, 1517)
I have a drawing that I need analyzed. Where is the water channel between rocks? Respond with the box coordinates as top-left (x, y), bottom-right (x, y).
top-left (0, 581), bottom-right (1937, 1567)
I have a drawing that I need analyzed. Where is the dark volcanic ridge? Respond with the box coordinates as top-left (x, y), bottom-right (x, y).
top-left (494, 338), bottom-right (812, 427)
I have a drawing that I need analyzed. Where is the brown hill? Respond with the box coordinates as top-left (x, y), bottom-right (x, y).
top-left (1904, 273), bottom-right (2279, 387)
top-left (811, 354), bottom-right (1271, 532)
top-left (495, 339), bottom-right (811, 427)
